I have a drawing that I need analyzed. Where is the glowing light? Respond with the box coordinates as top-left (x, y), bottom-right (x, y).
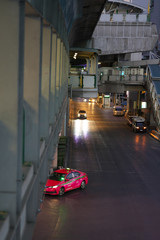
top-left (74, 119), bottom-right (88, 140)
top-left (141, 102), bottom-right (147, 109)
top-left (73, 52), bottom-right (78, 59)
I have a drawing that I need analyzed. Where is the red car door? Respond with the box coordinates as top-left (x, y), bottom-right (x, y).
top-left (73, 172), bottom-right (81, 188)
top-left (64, 173), bottom-right (75, 191)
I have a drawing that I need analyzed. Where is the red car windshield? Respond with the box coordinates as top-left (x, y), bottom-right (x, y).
top-left (49, 172), bottom-right (66, 181)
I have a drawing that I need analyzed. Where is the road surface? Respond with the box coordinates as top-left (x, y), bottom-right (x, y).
top-left (32, 99), bottom-right (160, 240)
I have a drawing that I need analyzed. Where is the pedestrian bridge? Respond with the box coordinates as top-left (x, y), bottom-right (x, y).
top-left (98, 66), bottom-right (146, 94)
top-left (97, 64), bottom-right (160, 129)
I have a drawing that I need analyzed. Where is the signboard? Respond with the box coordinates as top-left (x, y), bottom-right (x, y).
top-left (141, 102), bottom-right (147, 109)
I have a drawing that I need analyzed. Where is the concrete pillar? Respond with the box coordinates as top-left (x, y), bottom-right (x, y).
top-left (49, 32), bottom-right (57, 125)
top-left (40, 26), bottom-right (51, 140)
top-left (128, 91), bottom-right (138, 115)
top-left (62, 44), bottom-right (66, 102)
top-left (86, 58), bottom-right (90, 73)
top-left (23, 16), bottom-right (41, 169)
top-left (61, 45), bottom-right (64, 98)
top-left (137, 91), bottom-right (142, 115)
top-left (60, 41), bottom-right (63, 104)
top-left (90, 55), bottom-right (97, 74)
top-left (63, 48), bottom-right (68, 95)
top-left (0, 0), bottom-right (24, 226)
top-left (113, 94), bottom-right (117, 105)
top-left (56, 38), bottom-right (61, 115)
top-left (95, 55), bottom-right (98, 88)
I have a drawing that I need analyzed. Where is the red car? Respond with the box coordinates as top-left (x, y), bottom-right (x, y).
top-left (44, 168), bottom-right (88, 196)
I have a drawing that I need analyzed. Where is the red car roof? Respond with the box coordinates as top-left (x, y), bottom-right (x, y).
top-left (55, 168), bottom-right (73, 174)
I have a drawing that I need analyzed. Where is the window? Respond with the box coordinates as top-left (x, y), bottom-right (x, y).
top-left (66, 173), bottom-right (74, 180)
top-left (49, 173), bottom-right (66, 181)
top-left (74, 172), bottom-right (81, 177)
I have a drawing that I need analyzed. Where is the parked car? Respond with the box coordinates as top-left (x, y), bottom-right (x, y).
top-left (113, 106), bottom-right (124, 116)
top-left (132, 116), bottom-right (147, 133)
top-left (44, 168), bottom-right (88, 196)
top-left (77, 110), bottom-right (87, 119)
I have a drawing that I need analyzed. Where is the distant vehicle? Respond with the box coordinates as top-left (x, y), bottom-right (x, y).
top-left (77, 110), bottom-right (87, 119)
top-left (113, 106), bottom-right (124, 116)
top-left (44, 168), bottom-right (88, 196)
top-left (132, 116), bottom-right (147, 133)
top-left (89, 98), bottom-right (96, 103)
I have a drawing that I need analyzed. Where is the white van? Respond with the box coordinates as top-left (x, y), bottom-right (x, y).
top-left (113, 106), bottom-right (124, 116)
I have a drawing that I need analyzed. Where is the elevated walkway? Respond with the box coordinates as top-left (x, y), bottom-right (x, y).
top-left (98, 66), bottom-right (146, 94)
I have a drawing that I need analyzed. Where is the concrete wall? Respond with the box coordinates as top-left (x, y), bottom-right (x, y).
top-left (0, 0), bottom-right (21, 226)
top-left (93, 21), bottom-right (158, 55)
top-left (70, 75), bottom-right (80, 88)
top-left (0, 1), bottom-right (69, 240)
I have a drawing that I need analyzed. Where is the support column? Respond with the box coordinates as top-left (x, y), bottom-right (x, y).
top-left (23, 16), bottom-right (41, 169)
top-left (59, 41), bottom-right (63, 104)
top-left (40, 26), bottom-right (51, 140)
top-left (63, 48), bottom-right (68, 96)
top-left (49, 32), bottom-right (57, 125)
top-left (55, 38), bottom-right (61, 115)
top-left (86, 58), bottom-right (90, 73)
top-left (90, 55), bottom-right (97, 75)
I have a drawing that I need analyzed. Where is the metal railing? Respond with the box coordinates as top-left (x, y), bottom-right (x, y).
top-left (100, 74), bottom-right (145, 83)
top-left (99, 13), bottom-right (148, 23)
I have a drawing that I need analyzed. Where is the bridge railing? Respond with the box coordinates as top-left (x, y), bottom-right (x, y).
top-left (100, 74), bottom-right (145, 84)
top-left (100, 13), bottom-right (148, 23)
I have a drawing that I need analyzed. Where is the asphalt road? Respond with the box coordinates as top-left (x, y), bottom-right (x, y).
top-left (32, 99), bottom-right (160, 240)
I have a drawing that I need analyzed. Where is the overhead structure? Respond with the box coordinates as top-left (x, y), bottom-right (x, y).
top-left (66, 0), bottom-right (108, 47)
top-left (104, 0), bottom-right (146, 13)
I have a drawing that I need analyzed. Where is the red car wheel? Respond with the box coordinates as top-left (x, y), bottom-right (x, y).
top-left (80, 181), bottom-right (86, 189)
top-left (59, 187), bottom-right (65, 196)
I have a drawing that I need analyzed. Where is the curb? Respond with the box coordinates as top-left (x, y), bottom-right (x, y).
top-left (148, 130), bottom-right (160, 142)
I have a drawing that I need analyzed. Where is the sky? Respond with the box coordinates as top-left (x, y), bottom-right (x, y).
top-left (119, 0), bottom-right (149, 13)
top-left (130, 0), bottom-right (149, 13)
